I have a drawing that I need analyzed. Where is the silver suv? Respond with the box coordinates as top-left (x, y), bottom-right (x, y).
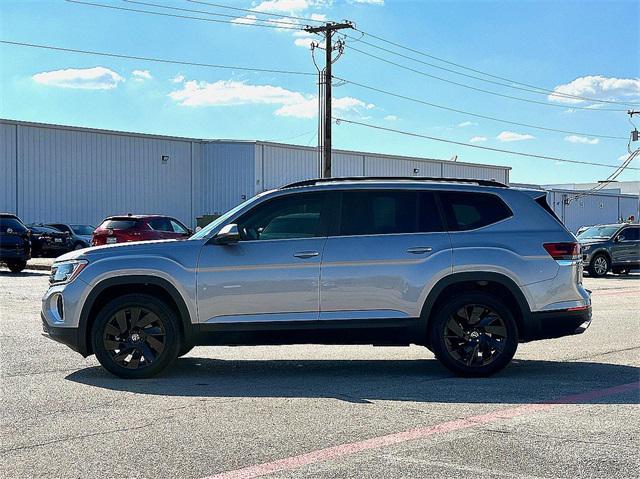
top-left (42, 178), bottom-right (591, 378)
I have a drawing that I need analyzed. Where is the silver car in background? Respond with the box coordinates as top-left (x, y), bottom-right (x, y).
top-left (41, 177), bottom-right (591, 378)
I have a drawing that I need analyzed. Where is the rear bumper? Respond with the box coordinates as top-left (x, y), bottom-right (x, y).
top-left (41, 313), bottom-right (82, 354)
top-left (524, 306), bottom-right (592, 341)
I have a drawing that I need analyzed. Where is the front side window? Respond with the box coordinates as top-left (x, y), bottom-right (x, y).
top-left (236, 192), bottom-right (326, 241)
top-left (148, 218), bottom-right (173, 232)
top-left (618, 227), bottom-right (639, 241)
top-left (339, 190), bottom-right (443, 236)
top-left (439, 191), bottom-right (512, 231)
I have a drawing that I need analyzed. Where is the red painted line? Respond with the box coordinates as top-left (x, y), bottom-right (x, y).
top-left (204, 381), bottom-right (639, 479)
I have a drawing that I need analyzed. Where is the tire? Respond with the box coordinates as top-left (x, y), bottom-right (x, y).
top-left (429, 293), bottom-right (518, 377)
top-left (91, 294), bottom-right (180, 379)
top-left (6, 260), bottom-right (27, 273)
top-left (588, 254), bottom-right (610, 278)
top-left (178, 345), bottom-right (194, 357)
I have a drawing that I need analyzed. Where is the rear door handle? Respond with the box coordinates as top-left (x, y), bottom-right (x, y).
top-left (406, 247), bottom-right (433, 254)
top-left (294, 251), bottom-right (320, 259)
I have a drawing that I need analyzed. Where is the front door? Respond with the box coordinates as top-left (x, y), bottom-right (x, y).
top-left (320, 190), bottom-right (452, 321)
top-left (612, 226), bottom-right (640, 265)
top-left (197, 191), bottom-right (330, 324)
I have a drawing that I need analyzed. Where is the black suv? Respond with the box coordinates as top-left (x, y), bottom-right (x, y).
top-left (578, 223), bottom-right (640, 277)
top-left (0, 213), bottom-right (31, 273)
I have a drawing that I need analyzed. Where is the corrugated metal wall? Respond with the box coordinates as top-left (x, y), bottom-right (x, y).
top-left (0, 123), bottom-right (17, 213)
top-left (13, 123), bottom-right (193, 226)
top-left (195, 142), bottom-right (255, 217)
top-left (548, 189), bottom-right (640, 233)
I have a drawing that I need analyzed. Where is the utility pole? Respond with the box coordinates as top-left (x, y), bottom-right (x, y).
top-left (305, 21), bottom-right (353, 178)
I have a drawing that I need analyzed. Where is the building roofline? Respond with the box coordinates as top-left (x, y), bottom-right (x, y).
top-left (1, 118), bottom-right (510, 171)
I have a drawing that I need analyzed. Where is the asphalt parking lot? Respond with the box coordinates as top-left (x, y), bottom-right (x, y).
top-left (1, 269), bottom-right (638, 479)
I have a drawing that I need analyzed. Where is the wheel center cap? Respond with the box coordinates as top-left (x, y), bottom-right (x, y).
top-left (130, 333), bottom-right (141, 343)
top-left (470, 331), bottom-right (480, 339)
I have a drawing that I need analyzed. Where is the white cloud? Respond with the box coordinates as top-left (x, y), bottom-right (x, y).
top-left (294, 37), bottom-right (316, 48)
top-left (384, 115), bottom-right (399, 121)
top-left (310, 13), bottom-right (327, 21)
top-left (32, 66), bottom-right (124, 90)
top-left (168, 79), bottom-right (371, 119)
top-left (350, 0), bottom-right (384, 4)
top-left (564, 135), bottom-right (599, 145)
top-left (254, 0), bottom-right (314, 13)
top-left (132, 69), bottom-right (152, 81)
top-left (496, 131), bottom-right (535, 142)
top-left (458, 121), bottom-right (477, 127)
top-left (232, 15), bottom-right (258, 25)
top-left (469, 136), bottom-right (487, 143)
top-left (172, 74), bottom-right (185, 83)
top-left (548, 75), bottom-right (640, 104)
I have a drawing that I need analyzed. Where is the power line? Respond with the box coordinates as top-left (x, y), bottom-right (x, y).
top-left (343, 34), bottom-right (639, 107)
top-left (569, 149), bottom-right (639, 201)
top-left (0, 40), bottom-right (315, 76)
top-left (333, 76), bottom-right (627, 140)
top-left (65, 0), bottom-right (301, 30)
top-left (123, 0), bottom-right (302, 28)
top-left (349, 28), bottom-right (640, 108)
top-left (346, 45), bottom-right (626, 112)
top-left (333, 117), bottom-right (640, 170)
top-left (186, 0), bottom-right (326, 24)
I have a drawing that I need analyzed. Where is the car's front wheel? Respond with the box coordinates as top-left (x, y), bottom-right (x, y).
top-left (430, 293), bottom-right (518, 377)
top-left (91, 294), bottom-right (180, 379)
top-left (588, 253), bottom-right (610, 278)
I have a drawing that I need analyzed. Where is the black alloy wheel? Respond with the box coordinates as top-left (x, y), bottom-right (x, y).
top-left (430, 293), bottom-right (518, 377)
top-left (92, 294), bottom-right (179, 378)
top-left (103, 307), bottom-right (166, 369)
top-left (443, 304), bottom-right (507, 368)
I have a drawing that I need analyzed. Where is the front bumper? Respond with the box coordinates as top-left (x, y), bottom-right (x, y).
top-left (526, 306), bottom-right (592, 341)
top-left (41, 313), bottom-right (82, 353)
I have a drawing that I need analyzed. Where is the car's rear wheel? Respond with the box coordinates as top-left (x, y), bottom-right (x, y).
top-left (6, 260), bottom-right (27, 273)
top-left (430, 293), bottom-right (518, 377)
top-left (588, 254), bottom-right (609, 278)
top-left (91, 294), bottom-right (180, 379)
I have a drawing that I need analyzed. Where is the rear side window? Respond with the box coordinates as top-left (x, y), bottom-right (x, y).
top-left (147, 218), bottom-right (173, 232)
top-left (339, 191), bottom-right (443, 236)
top-left (0, 218), bottom-right (28, 233)
top-left (101, 220), bottom-right (137, 230)
top-left (439, 192), bottom-right (512, 231)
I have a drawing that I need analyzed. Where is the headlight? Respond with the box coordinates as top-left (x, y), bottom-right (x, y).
top-left (50, 260), bottom-right (88, 285)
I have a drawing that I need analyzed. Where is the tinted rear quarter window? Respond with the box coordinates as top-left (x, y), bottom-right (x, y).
top-left (439, 191), bottom-right (512, 231)
top-left (101, 220), bottom-right (138, 230)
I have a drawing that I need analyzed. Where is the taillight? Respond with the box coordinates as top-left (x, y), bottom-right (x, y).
top-left (543, 242), bottom-right (580, 260)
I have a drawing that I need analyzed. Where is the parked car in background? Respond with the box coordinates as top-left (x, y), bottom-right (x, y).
top-left (47, 223), bottom-right (95, 250)
top-left (578, 223), bottom-right (640, 277)
top-left (92, 215), bottom-right (192, 246)
top-left (28, 224), bottom-right (73, 257)
top-left (576, 225), bottom-right (590, 236)
top-left (0, 213), bottom-right (31, 273)
top-left (43, 178), bottom-right (591, 379)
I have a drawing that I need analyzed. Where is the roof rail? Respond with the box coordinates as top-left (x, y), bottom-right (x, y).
top-left (281, 176), bottom-right (507, 189)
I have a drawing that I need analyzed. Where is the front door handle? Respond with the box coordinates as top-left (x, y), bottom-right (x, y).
top-left (406, 247), bottom-right (433, 254)
top-left (293, 251), bottom-right (320, 259)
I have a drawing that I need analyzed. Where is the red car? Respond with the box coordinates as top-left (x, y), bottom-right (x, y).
top-left (92, 215), bottom-right (192, 246)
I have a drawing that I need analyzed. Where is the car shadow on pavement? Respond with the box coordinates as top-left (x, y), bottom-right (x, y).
top-left (0, 270), bottom-right (49, 277)
top-left (66, 358), bottom-right (640, 405)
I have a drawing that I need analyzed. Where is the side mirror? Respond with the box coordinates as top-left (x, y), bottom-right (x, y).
top-left (615, 235), bottom-right (623, 243)
top-left (214, 224), bottom-right (240, 245)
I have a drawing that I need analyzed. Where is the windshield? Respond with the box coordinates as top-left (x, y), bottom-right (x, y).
top-left (71, 225), bottom-right (95, 235)
top-left (577, 225), bottom-right (619, 240)
top-left (191, 194), bottom-right (264, 240)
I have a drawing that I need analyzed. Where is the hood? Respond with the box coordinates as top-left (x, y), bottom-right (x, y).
top-left (578, 238), bottom-right (609, 246)
top-left (54, 238), bottom-right (189, 263)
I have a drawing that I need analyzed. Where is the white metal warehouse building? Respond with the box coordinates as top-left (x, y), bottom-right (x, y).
top-left (1, 119), bottom-right (511, 227)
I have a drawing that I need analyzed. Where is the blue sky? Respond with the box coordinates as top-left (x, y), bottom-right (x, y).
top-left (1, 0), bottom-right (639, 184)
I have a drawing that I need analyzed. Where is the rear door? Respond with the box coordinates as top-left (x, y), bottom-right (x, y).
top-left (319, 189), bottom-right (452, 321)
top-left (612, 226), bottom-right (640, 265)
